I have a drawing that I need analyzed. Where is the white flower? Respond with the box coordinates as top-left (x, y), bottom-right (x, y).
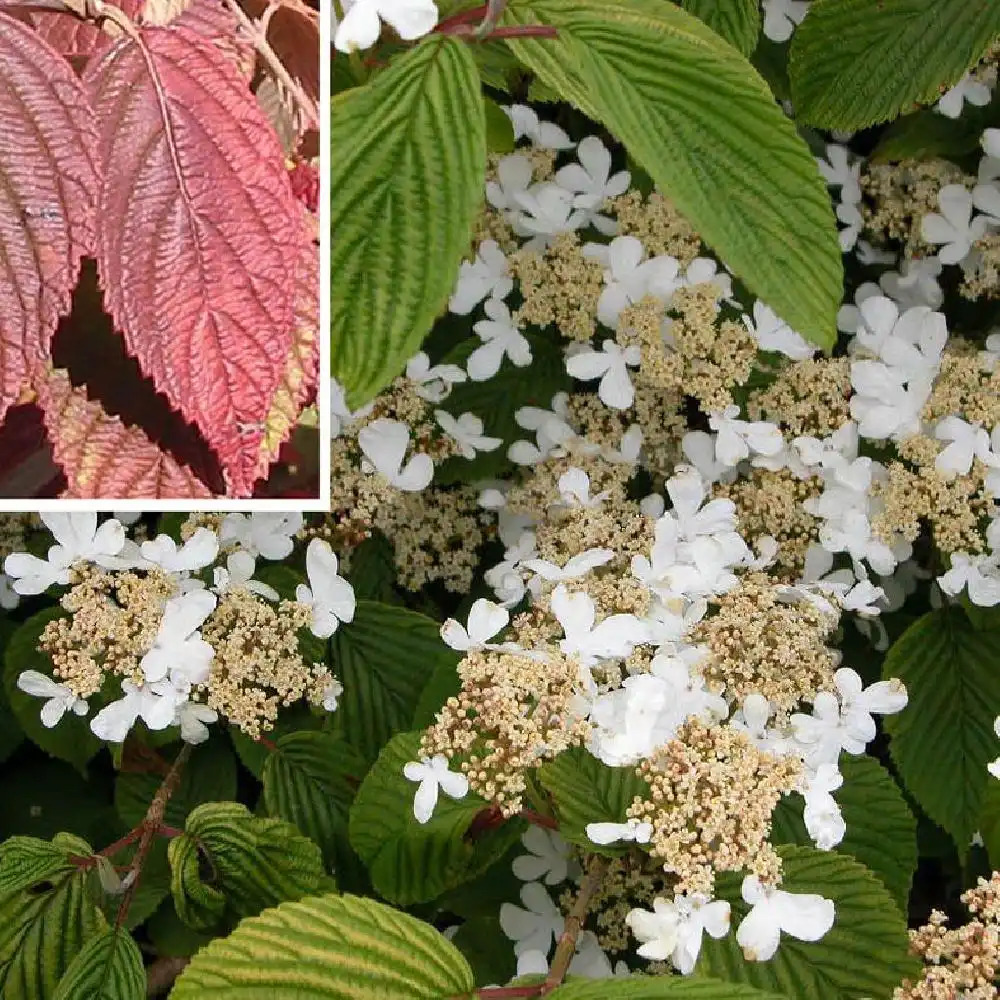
top-left (468, 299), bottom-right (532, 380)
top-left (504, 105), bottom-right (573, 150)
top-left (358, 418), bottom-right (434, 491)
top-left (500, 882), bottom-right (565, 956)
top-left (403, 754), bottom-right (469, 823)
top-left (512, 183), bottom-right (588, 246)
top-left (16, 670), bottom-right (87, 728)
top-left (934, 416), bottom-right (996, 478)
top-left (761, 0), bottom-right (810, 42)
top-left (737, 876), bottom-right (835, 961)
top-left (220, 512), bottom-right (303, 560)
top-left (557, 468), bottom-right (609, 509)
top-left (744, 301), bottom-right (815, 360)
top-left (321, 677), bottom-right (344, 712)
top-left (939, 552), bottom-right (1000, 606)
top-left (212, 551), bottom-right (279, 601)
top-left (989, 717), bottom-right (1000, 779)
top-left (334, 0), bottom-right (438, 52)
top-left (937, 71), bottom-right (992, 118)
top-left (141, 591), bottom-right (217, 689)
top-left (817, 144), bottom-right (862, 202)
top-left (922, 185), bottom-right (989, 264)
top-left (565, 340), bottom-right (640, 409)
top-left (434, 411), bottom-right (502, 460)
top-left (449, 240), bottom-right (513, 315)
top-left (512, 827), bottom-right (571, 885)
top-left (177, 701), bottom-right (218, 745)
top-left (586, 818), bottom-right (652, 846)
top-left (879, 257), bottom-right (944, 311)
top-left (554, 136), bottom-right (630, 234)
top-left (295, 539), bottom-right (356, 639)
top-left (140, 528), bottom-right (218, 575)
top-left (486, 154), bottom-right (534, 217)
top-left (551, 584), bottom-right (647, 665)
top-left (522, 547), bottom-right (614, 586)
top-left (90, 680), bottom-right (182, 743)
top-left (406, 352), bottom-right (467, 403)
top-left (802, 763), bottom-right (846, 850)
top-left (628, 894), bottom-right (730, 973)
top-left (709, 406), bottom-right (784, 467)
top-left (5, 513), bottom-right (128, 594)
top-left (440, 598), bottom-right (509, 652)
top-left (589, 236), bottom-right (681, 328)
top-left (849, 362), bottom-right (926, 441)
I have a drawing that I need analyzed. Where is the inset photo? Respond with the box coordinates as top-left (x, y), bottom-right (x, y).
top-left (0, 0), bottom-right (323, 504)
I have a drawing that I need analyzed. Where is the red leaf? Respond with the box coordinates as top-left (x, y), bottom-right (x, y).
top-left (28, 0), bottom-right (142, 69)
top-left (0, 14), bottom-right (99, 424)
top-left (36, 365), bottom-right (214, 498)
top-left (171, 0), bottom-right (255, 79)
top-left (243, 0), bottom-right (319, 101)
top-left (84, 25), bottom-right (304, 497)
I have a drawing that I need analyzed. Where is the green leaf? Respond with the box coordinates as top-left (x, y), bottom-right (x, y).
top-left (485, 96), bottom-right (516, 153)
top-left (229, 705), bottom-right (322, 779)
top-left (790, 0), bottom-right (1000, 130)
top-left (343, 531), bottom-right (400, 604)
top-left (0, 834), bottom-right (106, 998)
top-left (331, 36), bottom-right (487, 408)
top-left (883, 605), bottom-right (1000, 852)
top-left (168, 802), bottom-right (334, 930)
top-left (4, 609), bottom-right (101, 772)
top-left (501, 0), bottom-right (842, 349)
top-left (770, 755), bottom-right (917, 912)
top-left (262, 731), bottom-right (364, 870)
top-left (538, 747), bottom-right (649, 855)
top-left (411, 656), bottom-right (461, 730)
top-left (978, 777), bottom-right (1000, 870)
top-left (115, 737), bottom-right (237, 830)
top-left (681, 0), bottom-right (761, 56)
top-left (349, 732), bottom-right (519, 905)
top-left (170, 893), bottom-right (475, 999)
top-left (436, 328), bottom-right (572, 484)
top-left (53, 925), bottom-right (145, 1000)
top-left (697, 846), bottom-right (919, 999)
top-left (871, 107), bottom-right (993, 164)
top-left (450, 914), bottom-right (517, 987)
top-left (331, 601), bottom-right (459, 765)
top-left (146, 899), bottom-right (214, 958)
top-left (0, 654), bottom-right (23, 765)
top-left (548, 976), bottom-right (794, 999)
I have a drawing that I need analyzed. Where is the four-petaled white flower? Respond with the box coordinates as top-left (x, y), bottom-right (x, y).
top-left (16, 670), bottom-right (88, 728)
top-left (359, 418), bottom-right (434, 491)
top-left (504, 104), bottom-right (574, 151)
top-left (934, 416), bottom-right (997, 478)
top-left (921, 185), bottom-right (989, 264)
top-left (90, 680), bottom-right (182, 744)
top-left (449, 240), bottom-right (513, 315)
top-left (440, 598), bottom-right (510, 652)
top-left (554, 136), bottom-right (630, 234)
top-left (937, 71), bottom-right (993, 119)
top-left (435, 410), bottom-right (503, 460)
top-left (939, 551), bottom-right (1000, 607)
top-left (212, 551), bottom-right (279, 601)
top-left (334, 0), bottom-right (438, 52)
top-left (468, 299), bottom-right (532, 380)
top-left (403, 755), bottom-right (469, 824)
top-left (566, 340), bottom-right (641, 409)
top-left (589, 236), bottom-right (681, 329)
top-left (141, 591), bottom-right (217, 690)
top-left (296, 539), bottom-right (356, 639)
top-left (512, 826), bottom-right (572, 885)
top-left (709, 406), bottom-right (784, 468)
top-left (406, 352), bottom-right (467, 403)
top-left (628, 894), bottom-right (731, 973)
top-left (744, 301), bottom-right (815, 360)
top-left (737, 876), bottom-right (835, 961)
top-left (500, 881), bottom-right (565, 956)
top-left (220, 512), bottom-right (303, 561)
top-left (140, 528), bottom-right (219, 575)
top-left (177, 702), bottom-right (218, 745)
top-left (557, 468), bottom-right (609, 509)
top-left (551, 584), bottom-right (647, 665)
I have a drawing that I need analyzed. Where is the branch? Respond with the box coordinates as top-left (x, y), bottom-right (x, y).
top-left (223, 0), bottom-right (319, 132)
top-left (115, 743), bottom-right (193, 928)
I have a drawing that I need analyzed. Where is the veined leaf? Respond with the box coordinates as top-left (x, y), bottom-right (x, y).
top-left (790, 0), bottom-right (1000, 130)
top-left (349, 732), bottom-right (520, 905)
top-left (331, 601), bottom-right (460, 765)
top-left (501, 0), bottom-right (842, 349)
top-left (538, 747), bottom-right (649, 856)
top-left (681, 0), bottom-right (761, 55)
top-left (883, 606), bottom-right (1000, 853)
top-left (84, 26), bottom-right (307, 497)
top-left (0, 13), bottom-right (99, 424)
top-left (170, 893), bottom-right (475, 999)
top-left (53, 925), bottom-right (145, 1000)
top-left (548, 977), bottom-right (794, 999)
top-left (697, 846), bottom-right (919, 999)
top-left (770, 755), bottom-right (917, 912)
top-left (331, 37), bottom-right (487, 407)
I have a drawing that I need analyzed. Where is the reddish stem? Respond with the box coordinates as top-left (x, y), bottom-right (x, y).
top-left (434, 3), bottom-right (488, 31)
top-left (99, 827), bottom-right (143, 857)
top-left (520, 809), bottom-right (558, 830)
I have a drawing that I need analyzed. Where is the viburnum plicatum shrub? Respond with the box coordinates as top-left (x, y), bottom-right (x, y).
top-left (0, 0), bottom-right (319, 499)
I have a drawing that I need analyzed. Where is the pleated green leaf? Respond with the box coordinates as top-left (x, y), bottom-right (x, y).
top-left (790, 0), bottom-right (1000, 130)
top-left (53, 926), bottom-right (145, 1000)
top-left (770, 755), bottom-right (917, 912)
top-left (548, 976), bottom-right (794, 999)
top-left (262, 731), bottom-right (364, 868)
top-left (170, 893), bottom-right (475, 999)
top-left (538, 746), bottom-right (649, 856)
top-left (331, 601), bottom-right (459, 765)
top-left (681, 0), bottom-right (761, 55)
top-left (0, 833), bottom-right (106, 998)
top-left (168, 802), bottom-right (334, 931)
top-left (697, 846), bottom-right (919, 999)
top-left (501, 0), bottom-right (842, 349)
top-left (331, 37), bottom-right (486, 407)
top-left (349, 732), bottom-right (520, 905)
top-left (883, 605), bottom-right (1000, 853)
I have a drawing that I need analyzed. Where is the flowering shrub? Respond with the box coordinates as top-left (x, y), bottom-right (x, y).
top-left (7, 0), bottom-right (1000, 998)
top-left (0, 0), bottom-right (319, 499)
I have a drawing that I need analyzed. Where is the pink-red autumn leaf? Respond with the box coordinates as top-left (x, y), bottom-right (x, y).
top-left (36, 365), bottom-right (214, 498)
top-left (28, 0), bottom-right (142, 69)
top-left (0, 13), bottom-right (99, 426)
top-left (84, 24), bottom-right (304, 498)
